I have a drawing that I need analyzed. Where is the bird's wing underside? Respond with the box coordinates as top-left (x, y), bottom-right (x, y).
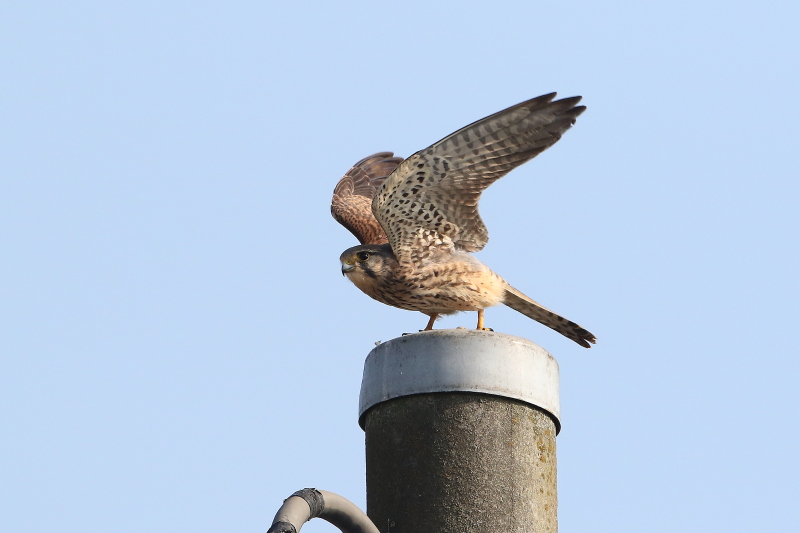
top-left (372, 93), bottom-right (585, 265)
top-left (331, 152), bottom-right (404, 245)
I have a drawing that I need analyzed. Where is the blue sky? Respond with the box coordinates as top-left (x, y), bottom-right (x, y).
top-left (1, 1), bottom-right (798, 531)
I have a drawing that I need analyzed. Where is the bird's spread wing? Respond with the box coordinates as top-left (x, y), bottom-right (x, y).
top-left (331, 152), bottom-right (404, 245)
top-left (372, 93), bottom-right (585, 265)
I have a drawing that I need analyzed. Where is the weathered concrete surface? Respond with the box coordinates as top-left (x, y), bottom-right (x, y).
top-left (364, 392), bottom-right (558, 533)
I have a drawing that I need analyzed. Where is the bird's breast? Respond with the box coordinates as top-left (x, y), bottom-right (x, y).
top-left (346, 257), bottom-right (507, 313)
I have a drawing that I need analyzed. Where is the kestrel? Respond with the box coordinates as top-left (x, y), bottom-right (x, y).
top-left (331, 93), bottom-right (596, 348)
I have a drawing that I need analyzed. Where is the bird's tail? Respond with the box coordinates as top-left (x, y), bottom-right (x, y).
top-left (502, 285), bottom-right (596, 348)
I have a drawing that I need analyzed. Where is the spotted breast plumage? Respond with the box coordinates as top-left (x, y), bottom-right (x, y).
top-left (330, 93), bottom-right (596, 348)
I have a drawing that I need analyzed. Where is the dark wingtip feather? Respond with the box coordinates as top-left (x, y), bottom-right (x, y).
top-left (574, 328), bottom-right (597, 349)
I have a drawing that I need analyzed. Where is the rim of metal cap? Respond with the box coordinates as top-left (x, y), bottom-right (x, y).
top-left (358, 329), bottom-right (560, 432)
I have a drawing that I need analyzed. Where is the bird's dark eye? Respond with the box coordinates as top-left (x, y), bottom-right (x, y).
top-left (356, 251), bottom-right (370, 261)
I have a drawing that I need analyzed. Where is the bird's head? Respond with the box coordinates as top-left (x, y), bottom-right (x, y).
top-left (339, 244), bottom-right (396, 286)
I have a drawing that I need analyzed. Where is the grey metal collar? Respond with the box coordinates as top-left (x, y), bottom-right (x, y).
top-left (358, 329), bottom-right (561, 432)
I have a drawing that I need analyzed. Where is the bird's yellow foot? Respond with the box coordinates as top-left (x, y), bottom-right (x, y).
top-left (423, 314), bottom-right (438, 331)
top-left (475, 309), bottom-right (492, 331)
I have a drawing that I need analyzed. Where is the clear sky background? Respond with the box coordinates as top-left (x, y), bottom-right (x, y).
top-left (1, 2), bottom-right (798, 532)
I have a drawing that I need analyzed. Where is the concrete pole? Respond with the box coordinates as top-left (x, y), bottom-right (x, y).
top-left (358, 329), bottom-right (561, 533)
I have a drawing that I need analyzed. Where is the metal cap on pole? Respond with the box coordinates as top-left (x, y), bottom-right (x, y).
top-left (359, 329), bottom-right (561, 533)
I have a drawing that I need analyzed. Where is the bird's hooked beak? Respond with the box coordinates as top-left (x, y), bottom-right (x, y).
top-left (341, 260), bottom-right (356, 275)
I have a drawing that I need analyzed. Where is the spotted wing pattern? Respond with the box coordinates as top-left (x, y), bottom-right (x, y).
top-left (372, 93), bottom-right (585, 265)
top-left (331, 152), bottom-right (404, 245)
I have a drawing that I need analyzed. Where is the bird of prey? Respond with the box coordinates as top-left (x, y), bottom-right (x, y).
top-left (331, 93), bottom-right (596, 348)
